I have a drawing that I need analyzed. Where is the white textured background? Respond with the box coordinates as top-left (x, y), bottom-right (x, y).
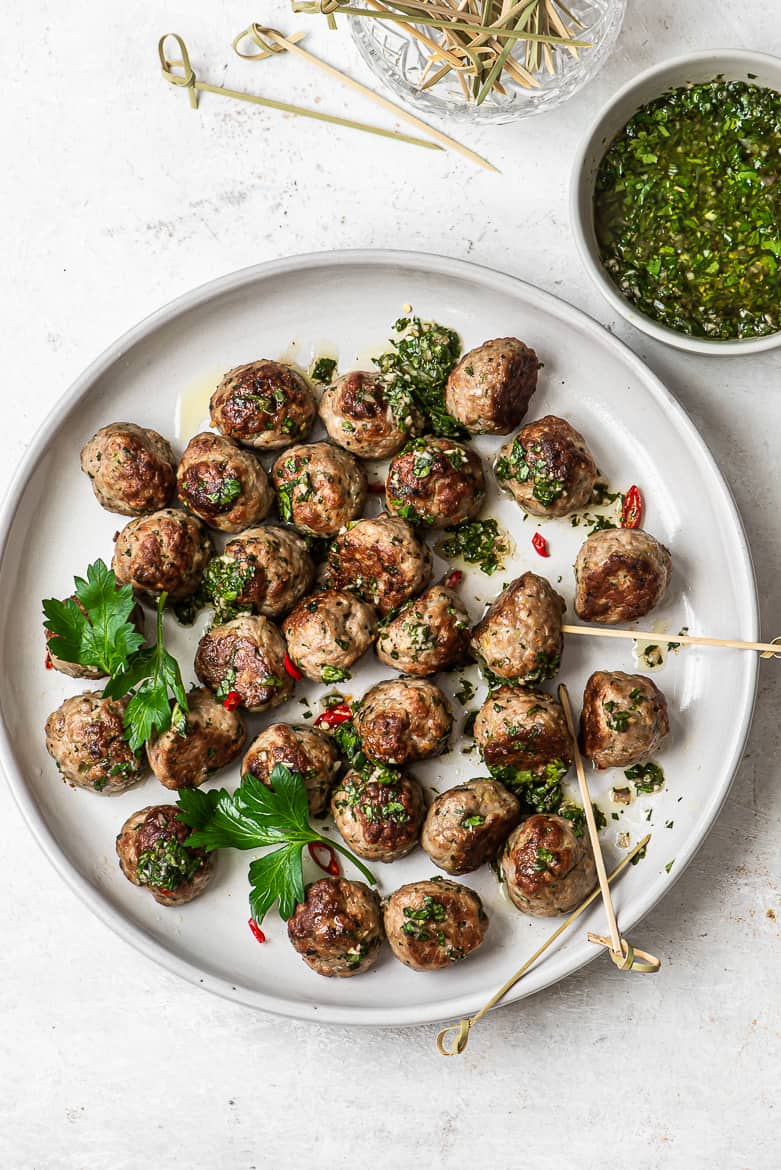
top-left (2, 3), bottom-right (779, 1167)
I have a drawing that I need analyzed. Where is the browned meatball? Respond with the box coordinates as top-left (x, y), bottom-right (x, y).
top-left (176, 432), bottom-right (273, 533)
top-left (206, 526), bottom-right (314, 620)
top-left (421, 778), bottom-right (521, 875)
top-left (474, 687), bottom-right (573, 785)
top-left (574, 528), bottom-right (672, 624)
top-left (385, 437), bottom-right (485, 529)
top-left (112, 508), bottom-right (212, 601)
top-left (445, 338), bottom-right (539, 435)
top-left (384, 878), bottom-right (488, 971)
top-left (194, 614), bottom-right (293, 713)
top-left (45, 692), bottom-right (146, 794)
top-left (210, 361), bottom-right (316, 450)
top-left (470, 572), bottom-right (565, 685)
top-left (282, 590), bottom-right (376, 683)
top-left (331, 769), bottom-right (425, 862)
top-left (580, 671), bottom-right (670, 769)
top-left (495, 415), bottom-right (598, 518)
top-left (272, 442), bottom-right (367, 538)
top-left (319, 371), bottom-right (419, 458)
top-left (116, 804), bottom-right (214, 906)
top-left (242, 723), bottom-right (340, 816)
top-left (147, 687), bottom-right (245, 790)
top-left (287, 877), bottom-right (384, 977)
top-left (321, 513), bottom-right (432, 616)
top-left (375, 582), bottom-right (470, 676)
top-left (45, 595), bottom-right (144, 680)
top-left (501, 814), bottom-right (597, 916)
top-left (80, 422), bottom-right (176, 516)
top-left (355, 679), bottom-right (453, 765)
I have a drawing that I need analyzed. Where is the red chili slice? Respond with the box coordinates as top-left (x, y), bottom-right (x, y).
top-left (44, 650), bottom-right (53, 670)
top-left (248, 918), bottom-right (266, 944)
top-left (284, 653), bottom-right (303, 680)
top-left (222, 690), bottom-right (242, 711)
top-left (532, 532), bottom-right (549, 557)
top-left (307, 841), bottom-right (341, 877)
top-left (314, 702), bottom-right (353, 729)
top-left (443, 569), bottom-right (463, 589)
top-left (621, 485), bottom-right (643, 529)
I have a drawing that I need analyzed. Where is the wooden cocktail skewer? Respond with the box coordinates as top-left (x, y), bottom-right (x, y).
top-left (558, 682), bottom-right (660, 974)
top-left (562, 625), bottom-right (781, 660)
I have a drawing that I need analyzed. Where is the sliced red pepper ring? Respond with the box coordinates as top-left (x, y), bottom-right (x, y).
top-left (284, 652), bottom-right (303, 680)
top-left (443, 569), bottom-right (463, 589)
top-left (222, 690), bottom-right (242, 711)
top-left (621, 484), bottom-right (643, 529)
top-left (44, 650), bottom-right (53, 670)
top-left (307, 841), bottom-right (341, 877)
top-left (248, 918), bottom-right (266, 944)
top-left (532, 532), bottom-right (549, 557)
top-left (314, 702), bottom-right (353, 729)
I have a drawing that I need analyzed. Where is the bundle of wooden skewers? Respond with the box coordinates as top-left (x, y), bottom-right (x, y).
top-left (292, 0), bottom-right (590, 104)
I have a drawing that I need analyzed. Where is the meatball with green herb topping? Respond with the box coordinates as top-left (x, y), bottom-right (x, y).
top-left (474, 687), bottom-right (572, 790)
top-left (375, 582), bottom-right (470, 676)
top-left (80, 422), bottom-right (176, 516)
top-left (574, 528), bottom-right (672, 624)
top-left (445, 337), bottom-right (539, 435)
top-left (580, 670), bottom-right (669, 769)
top-left (287, 877), bottom-right (385, 977)
top-left (495, 415), bottom-right (598, 518)
top-left (242, 723), bottom-right (340, 816)
top-left (421, 778), bottom-right (521, 875)
top-left (282, 590), bottom-right (377, 683)
top-left (321, 513), bottom-right (432, 616)
top-left (210, 360), bottom-right (316, 450)
top-left (176, 432), bottom-right (273, 533)
top-left (500, 813), bottom-right (596, 917)
top-left (385, 436), bottom-right (485, 528)
top-left (147, 687), bottom-right (246, 790)
top-left (319, 370), bottom-right (420, 458)
top-left (194, 614), bottom-right (293, 713)
top-left (355, 678), bottom-right (453, 765)
top-left (470, 572), bottom-right (565, 686)
top-left (331, 768), bottom-right (425, 862)
top-left (116, 804), bottom-right (215, 906)
top-left (384, 878), bottom-right (488, 971)
top-left (203, 526), bottom-right (314, 622)
top-left (45, 692), bottom-right (146, 794)
top-left (112, 508), bottom-right (213, 601)
top-left (272, 441), bottom-right (367, 538)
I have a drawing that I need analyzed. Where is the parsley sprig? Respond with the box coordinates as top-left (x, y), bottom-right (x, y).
top-left (176, 764), bottom-right (376, 925)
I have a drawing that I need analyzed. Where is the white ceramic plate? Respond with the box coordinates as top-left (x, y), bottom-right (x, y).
top-left (0, 250), bottom-right (758, 1027)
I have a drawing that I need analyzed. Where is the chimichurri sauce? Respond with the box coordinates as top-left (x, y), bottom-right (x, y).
top-left (594, 80), bottom-right (781, 339)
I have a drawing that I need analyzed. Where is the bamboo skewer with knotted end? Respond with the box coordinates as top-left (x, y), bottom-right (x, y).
top-left (435, 833), bottom-right (653, 1056)
top-left (557, 682), bottom-right (660, 974)
top-left (562, 625), bottom-right (781, 660)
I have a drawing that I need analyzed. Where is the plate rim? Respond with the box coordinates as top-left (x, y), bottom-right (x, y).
top-left (0, 248), bottom-right (759, 1027)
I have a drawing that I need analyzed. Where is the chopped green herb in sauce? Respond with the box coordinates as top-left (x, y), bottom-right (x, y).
top-left (437, 518), bottom-right (510, 575)
top-left (374, 317), bottom-right (464, 437)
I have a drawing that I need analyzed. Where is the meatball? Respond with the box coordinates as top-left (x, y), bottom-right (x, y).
top-left (112, 508), bottom-right (212, 601)
top-left (147, 687), bottom-right (245, 790)
top-left (282, 590), bottom-right (376, 683)
top-left (474, 687), bottom-right (573, 783)
top-left (421, 778), bottom-right (521, 875)
top-left (500, 814), bottom-right (596, 917)
top-left (319, 370), bottom-right (419, 458)
top-left (495, 415), bottom-right (598, 518)
top-left (287, 877), bottom-right (384, 977)
top-left (384, 878), bottom-right (488, 971)
top-left (331, 769), bottom-right (425, 862)
top-left (355, 678), bottom-right (453, 765)
top-left (204, 526), bottom-right (314, 620)
top-left (385, 437), bottom-right (485, 529)
top-left (194, 614), bottom-right (293, 712)
top-left (321, 513), bottom-right (432, 616)
top-left (210, 360), bottom-right (316, 450)
top-left (45, 595), bottom-right (144, 680)
top-left (445, 338), bottom-right (539, 435)
top-left (176, 432), bottom-right (273, 533)
top-left (574, 528), bottom-right (673, 624)
top-left (80, 422), bottom-right (176, 516)
top-left (116, 804), bottom-right (214, 906)
top-left (45, 692), bottom-right (146, 794)
top-left (375, 582), bottom-right (470, 676)
top-left (580, 670), bottom-right (670, 769)
top-left (272, 442), bottom-right (366, 538)
top-left (242, 723), bottom-right (340, 816)
top-left (470, 572), bottom-right (565, 685)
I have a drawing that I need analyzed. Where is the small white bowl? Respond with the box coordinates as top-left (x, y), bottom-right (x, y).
top-left (570, 50), bottom-right (781, 355)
